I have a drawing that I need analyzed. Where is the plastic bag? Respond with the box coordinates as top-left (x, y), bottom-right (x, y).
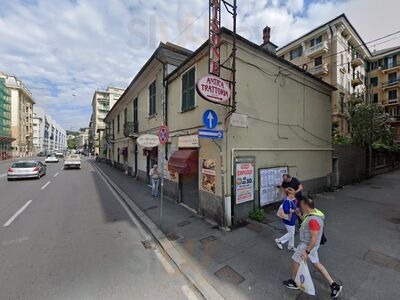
top-left (295, 260), bottom-right (316, 295)
top-left (276, 204), bottom-right (290, 221)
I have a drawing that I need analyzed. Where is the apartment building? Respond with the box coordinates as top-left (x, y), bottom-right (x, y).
top-left (277, 14), bottom-right (369, 137)
top-left (76, 127), bottom-right (89, 149)
top-left (90, 86), bottom-right (125, 155)
top-left (0, 76), bottom-right (13, 160)
top-left (104, 30), bottom-right (334, 225)
top-left (0, 74), bottom-right (35, 157)
top-left (33, 107), bottom-right (67, 154)
top-left (367, 47), bottom-right (400, 141)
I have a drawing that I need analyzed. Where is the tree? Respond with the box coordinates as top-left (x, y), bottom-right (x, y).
top-left (67, 138), bottom-right (77, 149)
top-left (347, 103), bottom-right (395, 147)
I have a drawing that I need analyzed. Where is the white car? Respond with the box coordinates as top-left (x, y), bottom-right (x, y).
top-left (45, 155), bottom-right (59, 163)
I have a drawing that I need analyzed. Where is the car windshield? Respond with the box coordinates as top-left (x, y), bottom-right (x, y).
top-left (12, 162), bottom-right (37, 168)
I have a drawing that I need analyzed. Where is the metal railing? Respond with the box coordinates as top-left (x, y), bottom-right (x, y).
top-left (123, 122), bottom-right (139, 137)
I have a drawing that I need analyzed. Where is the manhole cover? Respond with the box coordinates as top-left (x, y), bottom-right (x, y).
top-left (141, 240), bottom-right (155, 250)
top-left (388, 218), bottom-right (400, 224)
top-left (200, 235), bottom-right (217, 244)
top-left (143, 205), bottom-right (157, 212)
top-left (167, 233), bottom-right (183, 241)
top-left (364, 250), bottom-right (400, 272)
top-left (215, 265), bottom-right (245, 285)
top-left (177, 220), bottom-right (191, 227)
top-left (246, 223), bottom-right (263, 232)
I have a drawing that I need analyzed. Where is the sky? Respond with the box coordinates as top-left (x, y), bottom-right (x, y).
top-left (0, 0), bottom-right (399, 130)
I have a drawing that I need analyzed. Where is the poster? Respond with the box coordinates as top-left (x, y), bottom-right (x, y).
top-left (259, 166), bottom-right (288, 206)
top-left (235, 158), bottom-right (255, 204)
top-left (201, 159), bottom-right (216, 194)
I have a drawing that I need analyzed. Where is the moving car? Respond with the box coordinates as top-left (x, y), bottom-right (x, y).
top-left (45, 155), bottom-right (59, 163)
top-left (55, 151), bottom-right (64, 158)
top-left (7, 160), bottom-right (46, 181)
top-left (64, 154), bottom-right (81, 169)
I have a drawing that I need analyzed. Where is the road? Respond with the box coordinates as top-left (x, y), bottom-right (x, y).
top-left (0, 157), bottom-right (201, 300)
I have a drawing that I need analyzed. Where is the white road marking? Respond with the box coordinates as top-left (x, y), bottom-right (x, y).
top-left (54, 172), bottom-right (59, 177)
top-left (0, 173), bottom-right (7, 178)
top-left (2, 236), bottom-right (29, 246)
top-left (59, 166), bottom-right (64, 171)
top-left (3, 200), bottom-right (33, 227)
top-left (181, 285), bottom-right (199, 300)
top-left (154, 249), bottom-right (175, 274)
top-left (41, 181), bottom-right (51, 190)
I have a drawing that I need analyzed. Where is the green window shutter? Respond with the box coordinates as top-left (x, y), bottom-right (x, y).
top-left (181, 68), bottom-right (195, 111)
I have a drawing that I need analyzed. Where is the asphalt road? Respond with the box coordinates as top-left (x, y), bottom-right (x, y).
top-left (0, 157), bottom-right (201, 300)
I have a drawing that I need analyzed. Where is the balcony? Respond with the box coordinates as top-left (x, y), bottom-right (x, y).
top-left (382, 62), bottom-right (400, 73)
top-left (124, 122), bottom-right (139, 137)
top-left (351, 73), bottom-right (364, 87)
top-left (381, 79), bottom-right (400, 90)
top-left (349, 92), bottom-right (365, 104)
top-left (351, 53), bottom-right (364, 68)
top-left (305, 41), bottom-right (329, 58)
top-left (389, 115), bottom-right (400, 123)
top-left (105, 133), bottom-right (114, 141)
top-left (383, 98), bottom-right (399, 106)
top-left (310, 63), bottom-right (329, 76)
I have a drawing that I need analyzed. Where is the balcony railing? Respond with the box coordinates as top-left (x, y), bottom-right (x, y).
top-left (305, 41), bottom-right (329, 57)
top-left (349, 92), bottom-right (365, 103)
top-left (351, 73), bottom-right (364, 87)
top-left (105, 133), bottom-right (114, 141)
top-left (382, 62), bottom-right (399, 72)
top-left (381, 79), bottom-right (400, 90)
top-left (351, 53), bottom-right (363, 68)
top-left (310, 63), bottom-right (329, 76)
top-left (124, 122), bottom-right (139, 137)
top-left (383, 98), bottom-right (399, 106)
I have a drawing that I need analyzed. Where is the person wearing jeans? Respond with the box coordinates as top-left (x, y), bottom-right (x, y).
top-left (275, 188), bottom-right (297, 251)
top-left (149, 164), bottom-right (160, 197)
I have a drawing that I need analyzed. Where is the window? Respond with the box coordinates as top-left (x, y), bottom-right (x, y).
top-left (112, 119), bottom-right (115, 135)
top-left (388, 90), bottom-right (397, 101)
top-left (370, 77), bottom-right (378, 87)
top-left (117, 114), bottom-right (120, 132)
top-left (388, 72), bottom-right (397, 83)
top-left (181, 67), bottom-right (196, 111)
top-left (388, 56), bottom-right (394, 68)
top-left (310, 35), bottom-right (322, 47)
top-left (340, 94), bottom-right (345, 113)
top-left (149, 81), bottom-right (156, 115)
top-left (289, 45), bottom-right (302, 60)
top-left (124, 108), bottom-right (128, 124)
top-left (370, 61), bottom-right (378, 71)
top-left (314, 56), bottom-right (322, 67)
top-left (373, 93), bottom-right (378, 103)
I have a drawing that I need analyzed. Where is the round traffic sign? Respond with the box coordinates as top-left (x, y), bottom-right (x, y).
top-left (203, 109), bottom-right (218, 129)
top-left (158, 125), bottom-right (169, 145)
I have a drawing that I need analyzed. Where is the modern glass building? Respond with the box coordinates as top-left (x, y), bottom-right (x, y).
top-left (0, 77), bottom-right (13, 160)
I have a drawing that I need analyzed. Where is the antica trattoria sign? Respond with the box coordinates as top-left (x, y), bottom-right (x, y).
top-left (137, 134), bottom-right (160, 147)
top-left (196, 74), bottom-right (231, 104)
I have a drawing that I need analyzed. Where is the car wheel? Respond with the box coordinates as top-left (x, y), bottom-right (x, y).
top-left (7, 178), bottom-right (12, 181)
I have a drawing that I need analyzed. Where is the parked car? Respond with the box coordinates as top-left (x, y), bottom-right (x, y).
top-left (64, 154), bottom-right (81, 169)
top-left (55, 151), bottom-right (64, 158)
top-left (45, 155), bottom-right (59, 163)
top-left (7, 161), bottom-right (46, 181)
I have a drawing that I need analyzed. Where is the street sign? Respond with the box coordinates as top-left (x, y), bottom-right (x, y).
top-left (199, 129), bottom-right (224, 139)
top-left (158, 125), bottom-right (169, 145)
top-left (202, 110), bottom-right (218, 129)
top-left (137, 134), bottom-right (160, 147)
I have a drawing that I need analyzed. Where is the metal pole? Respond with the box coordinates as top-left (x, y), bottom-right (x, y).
top-left (369, 84), bottom-right (373, 177)
top-left (212, 139), bottom-right (225, 227)
top-left (160, 144), bottom-right (164, 228)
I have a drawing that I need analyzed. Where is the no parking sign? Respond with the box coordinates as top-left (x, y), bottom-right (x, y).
top-left (158, 125), bottom-right (169, 145)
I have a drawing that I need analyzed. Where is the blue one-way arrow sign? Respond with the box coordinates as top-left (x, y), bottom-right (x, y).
top-left (202, 109), bottom-right (218, 129)
top-left (199, 129), bottom-right (224, 139)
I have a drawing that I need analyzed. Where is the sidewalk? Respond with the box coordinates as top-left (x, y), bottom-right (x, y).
top-left (94, 161), bottom-right (400, 300)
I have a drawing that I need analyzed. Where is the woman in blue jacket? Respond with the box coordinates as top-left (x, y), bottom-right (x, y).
top-left (275, 187), bottom-right (297, 251)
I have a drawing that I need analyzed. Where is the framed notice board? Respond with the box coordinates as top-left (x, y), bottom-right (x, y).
top-left (259, 166), bottom-right (288, 207)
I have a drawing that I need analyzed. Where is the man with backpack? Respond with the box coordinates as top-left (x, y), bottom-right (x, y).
top-left (283, 197), bottom-right (343, 299)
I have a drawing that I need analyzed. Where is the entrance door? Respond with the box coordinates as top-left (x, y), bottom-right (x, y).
top-left (146, 155), bottom-right (157, 185)
top-left (179, 174), bottom-right (199, 211)
top-left (134, 144), bottom-right (138, 176)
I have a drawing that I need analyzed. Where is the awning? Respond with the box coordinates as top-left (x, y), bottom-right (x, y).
top-left (168, 150), bottom-right (198, 175)
top-left (143, 147), bottom-right (158, 159)
top-left (0, 136), bottom-right (15, 144)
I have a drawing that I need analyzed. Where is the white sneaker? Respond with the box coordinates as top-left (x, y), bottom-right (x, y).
top-left (275, 239), bottom-right (283, 250)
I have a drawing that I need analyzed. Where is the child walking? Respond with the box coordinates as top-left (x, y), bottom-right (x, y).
top-left (275, 187), bottom-right (297, 251)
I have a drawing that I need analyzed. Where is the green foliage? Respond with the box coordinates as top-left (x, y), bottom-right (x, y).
top-left (332, 134), bottom-right (353, 145)
top-left (67, 138), bottom-right (76, 149)
top-left (249, 207), bottom-right (265, 222)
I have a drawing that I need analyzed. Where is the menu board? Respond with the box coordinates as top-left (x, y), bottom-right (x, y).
top-left (259, 166), bottom-right (288, 206)
top-left (235, 158), bottom-right (255, 204)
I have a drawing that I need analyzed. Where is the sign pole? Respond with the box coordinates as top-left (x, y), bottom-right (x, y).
top-left (160, 144), bottom-right (164, 229)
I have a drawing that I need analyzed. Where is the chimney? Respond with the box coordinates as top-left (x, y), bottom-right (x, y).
top-left (261, 26), bottom-right (278, 54)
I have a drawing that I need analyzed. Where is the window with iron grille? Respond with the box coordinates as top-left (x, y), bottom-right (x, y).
top-left (149, 81), bottom-right (156, 116)
top-left (181, 68), bottom-right (196, 111)
top-left (388, 90), bottom-right (397, 101)
top-left (289, 45), bottom-right (302, 60)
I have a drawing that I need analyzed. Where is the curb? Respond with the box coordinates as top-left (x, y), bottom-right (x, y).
top-left (91, 162), bottom-right (225, 300)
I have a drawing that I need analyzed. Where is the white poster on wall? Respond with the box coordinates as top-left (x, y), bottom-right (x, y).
top-left (235, 158), bottom-right (255, 204)
top-left (259, 166), bottom-right (288, 207)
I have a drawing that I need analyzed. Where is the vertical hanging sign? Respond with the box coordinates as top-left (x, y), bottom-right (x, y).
top-left (209, 0), bottom-right (221, 76)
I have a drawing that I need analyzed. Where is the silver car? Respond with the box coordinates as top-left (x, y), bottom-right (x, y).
top-left (7, 160), bottom-right (47, 181)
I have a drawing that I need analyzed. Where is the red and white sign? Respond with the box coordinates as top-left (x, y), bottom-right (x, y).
top-left (158, 125), bottom-right (168, 145)
top-left (235, 161), bottom-right (254, 204)
top-left (196, 74), bottom-right (230, 104)
top-left (209, 0), bottom-right (221, 76)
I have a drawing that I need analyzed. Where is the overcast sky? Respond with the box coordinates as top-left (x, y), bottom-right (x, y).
top-left (0, 0), bottom-right (399, 130)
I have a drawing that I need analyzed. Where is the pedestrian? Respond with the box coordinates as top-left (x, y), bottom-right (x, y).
top-left (283, 197), bottom-right (343, 299)
top-left (279, 174), bottom-right (303, 201)
top-left (275, 187), bottom-right (297, 251)
top-left (149, 164), bottom-right (160, 197)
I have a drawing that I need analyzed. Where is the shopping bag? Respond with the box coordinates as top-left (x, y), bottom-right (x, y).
top-left (295, 260), bottom-right (316, 296)
top-left (276, 204), bottom-right (290, 221)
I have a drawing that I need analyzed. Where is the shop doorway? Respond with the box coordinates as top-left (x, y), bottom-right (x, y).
top-left (146, 155), bottom-right (157, 185)
top-left (179, 173), bottom-right (199, 211)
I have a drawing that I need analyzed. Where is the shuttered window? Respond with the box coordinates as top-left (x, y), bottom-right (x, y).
top-left (149, 81), bottom-right (156, 116)
top-left (181, 68), bottom-right (196, 111)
